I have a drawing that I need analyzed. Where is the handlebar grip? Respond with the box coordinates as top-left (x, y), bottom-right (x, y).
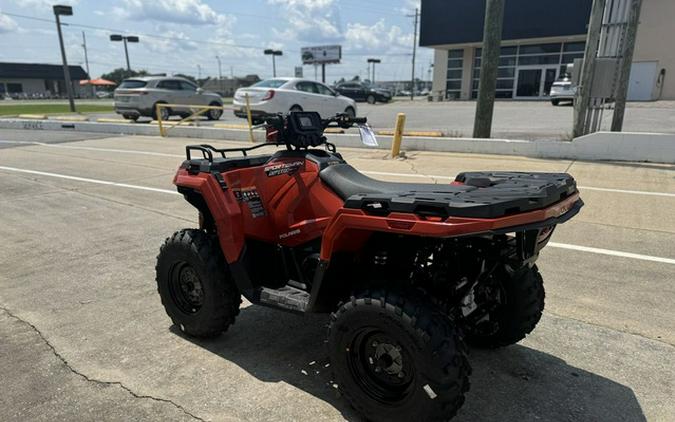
top-left (351, 117), bottom-right (367, 125)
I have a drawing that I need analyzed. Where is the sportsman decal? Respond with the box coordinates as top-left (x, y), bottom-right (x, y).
top-left (264, 160), bottom-right (304, 177)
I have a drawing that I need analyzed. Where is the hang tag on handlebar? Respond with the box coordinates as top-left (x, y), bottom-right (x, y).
top-left (358, 124), bottom-right (378, 147)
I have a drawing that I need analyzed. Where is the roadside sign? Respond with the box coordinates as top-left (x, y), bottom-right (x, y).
top-left (301, 45), bottom-right (341, 65)
top-left (294, 66), bottom-right (303, 78)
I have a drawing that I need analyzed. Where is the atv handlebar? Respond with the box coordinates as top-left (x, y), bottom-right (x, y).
top-left (258, 112), bottom-right (367, 130)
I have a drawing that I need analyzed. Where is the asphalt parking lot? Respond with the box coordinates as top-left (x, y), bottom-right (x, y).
top-left (31, 99), bottom-right (675, 141)
top-left (1, 129), bottom-right (674, 421)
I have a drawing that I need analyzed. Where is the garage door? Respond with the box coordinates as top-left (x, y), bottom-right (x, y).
top-left (628, 61), bottom-right (657, 101)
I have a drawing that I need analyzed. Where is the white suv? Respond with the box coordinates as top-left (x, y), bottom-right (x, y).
top-left (114, 76), bottom-right (223, 121)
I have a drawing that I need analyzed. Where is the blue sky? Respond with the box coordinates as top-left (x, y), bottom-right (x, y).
top-left (0, 0), bottom-right (433, 84)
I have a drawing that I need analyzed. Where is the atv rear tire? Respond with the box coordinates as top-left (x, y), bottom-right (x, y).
top-left (466, 265), bottom-right (545, 348)
top-left (156, 229), bottom-right (241, 338)
top-left (328, 290), bottom-right (471, 422)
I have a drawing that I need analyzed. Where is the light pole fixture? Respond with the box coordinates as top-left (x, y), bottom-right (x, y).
top-left (53, 4), bottom-right (75, 112)
top-left (264, 49), bottom-right (283, 78)
top-left (110, 34), bottom-right (140, 71)
top-left (367, 58), bottom-right (381, 83)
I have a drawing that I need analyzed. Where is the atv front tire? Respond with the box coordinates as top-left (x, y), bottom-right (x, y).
top-left (328, 290), bottom-right (471, 422)
top-left (156, 229), bottom-right (241, 338)
top-left (466, 265), bottom-right (545, 348)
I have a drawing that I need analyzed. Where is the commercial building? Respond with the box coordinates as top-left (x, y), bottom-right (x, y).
top-left (0, 62), bottom-right (89, 99)
top-left (421, 0), bottom-right (673, 101)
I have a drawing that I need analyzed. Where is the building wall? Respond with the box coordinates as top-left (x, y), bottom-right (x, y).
top-left (0, 78), bottom-right (84, 98)
top-left (0, 78), bottom-right (44, 95)
top-left (633, 0), bottom-right (675, 99)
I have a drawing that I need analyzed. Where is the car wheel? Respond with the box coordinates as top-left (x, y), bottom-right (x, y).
top-left (551, 99), bottom-right (560, 106)
top-left (289, 105), bottom-right (303, 113)
top-left (206, 102), bottom-right (223, 120)
top-left (122, 114), bottom-right (138, 122)
top-left (344, 107), bottom-right (356, 118)
top-left (153, 102), bottom-right (170, 121)
top-left (366, 95), bottom-right (376, 104)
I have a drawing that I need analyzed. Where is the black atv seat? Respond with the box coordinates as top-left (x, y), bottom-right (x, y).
top-left (320, 164), bottom-right (579, 219)
top-left (320, 163), bottom-right (473, 199)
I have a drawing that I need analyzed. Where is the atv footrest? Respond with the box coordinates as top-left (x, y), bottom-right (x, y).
top-left (259, 285), bottom-right (309, 313)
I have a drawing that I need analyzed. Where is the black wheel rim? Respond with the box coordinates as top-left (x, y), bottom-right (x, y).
top-left (209, 109), bottom-right (222, 119)
top-left (168, 262), bottom-right (204, 314)
top-left (345, 328), bottom-right (415, 405)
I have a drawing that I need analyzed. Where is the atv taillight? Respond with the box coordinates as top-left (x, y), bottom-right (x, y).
top-left (262, 90), bottom-right (275, 101)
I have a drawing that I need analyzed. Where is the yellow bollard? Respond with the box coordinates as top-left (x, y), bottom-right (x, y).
top-left (245, 93), bottom-right (255, 143)
top-left (391, 113), bottom-right (406, 158)
top-left (156, 103), bottom-right (165, 137)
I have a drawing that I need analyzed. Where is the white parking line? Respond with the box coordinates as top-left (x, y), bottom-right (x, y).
top-left (0, 165), bottom-right (180, 195)
top-left (3, 139), bottom-right (675, 198)
top-left (0, 140), bottom-right (183, 158)
top-left (0, 164), bottom-right (673, 266)
top-left (547, 242), bottom-right (675, 265)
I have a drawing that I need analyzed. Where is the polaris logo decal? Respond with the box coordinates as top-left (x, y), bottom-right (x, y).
top-left (264, 160), bottom-right (304, 177)
top-left (279, 229), bottom-right (301, 239)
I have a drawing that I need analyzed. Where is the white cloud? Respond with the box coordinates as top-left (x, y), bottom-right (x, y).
top-left (268, 0), bottom-right (342, 43)
top-left (0, 12), bottom-right (19, 33)
top-left (345, 19), bottom-right (412, 53)
top-left (7, 0), bottom-right (79, 8)
top-left (115, 0), bottom-right (235, 27)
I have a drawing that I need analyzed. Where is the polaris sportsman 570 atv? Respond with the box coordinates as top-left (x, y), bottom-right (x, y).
top-left (156, 111), bottom-right (583, 421)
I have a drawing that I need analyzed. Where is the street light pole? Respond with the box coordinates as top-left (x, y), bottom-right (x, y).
top-left (264, 49), bottom-right (283, 78)
top-left (53, 5), bottom-right (75, 112)
top-left (110, 35), bottom-right (139, 72)
top-left (123, 37), bottom-right (130, 70)
top-left (367, 58), bottom-right (381, 83)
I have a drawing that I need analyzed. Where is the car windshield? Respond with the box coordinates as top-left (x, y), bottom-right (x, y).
top-left (119, 80), bottom-right (147, 89)
top-left (252, 79), bottom-right (288, 88)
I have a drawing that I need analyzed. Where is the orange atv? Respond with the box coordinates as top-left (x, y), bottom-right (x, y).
top-left (156, 112), bottom-right (583, 421)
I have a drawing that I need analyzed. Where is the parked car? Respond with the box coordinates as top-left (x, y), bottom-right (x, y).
top-left (549, 77), bottom-right (577, 106)
top-left (334, 81), bottom-right (392, 104)
top-left (233, 78), bottom-right (357, 121)
top-left (113, 76), bottom-right (223, 121)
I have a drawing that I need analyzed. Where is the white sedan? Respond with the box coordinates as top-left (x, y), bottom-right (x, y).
top-left (233, 78), bottom-right (357, 121)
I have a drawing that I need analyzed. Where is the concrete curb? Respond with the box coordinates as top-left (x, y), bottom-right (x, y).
top-left (1, 118), bottom-right (673, 163)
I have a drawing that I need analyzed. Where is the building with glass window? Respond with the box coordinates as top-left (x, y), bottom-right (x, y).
top-left (421, 0), bottom-right (674, 101)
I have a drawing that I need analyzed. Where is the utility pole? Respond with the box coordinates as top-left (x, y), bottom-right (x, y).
top-left (321, 63), bottom-right (326, 83)
top-left (473, 0), bottom-right (505, 138)
top-left (407, 8), bottom-right (419, 101)
top-left (215, 55), bottom-right (223, 94)
top-left (81, 31), bottom-right (90, 78)
top-left (81, 31), bottom-right (94, 98)
top-left (611, 0), bottom-right (643, 132)
top-left (197, 64), bottom-right (202, 80)
top-left (53, 5), bottom-right (75, 112)
top-left (573, 0), bottom-right (606, 138)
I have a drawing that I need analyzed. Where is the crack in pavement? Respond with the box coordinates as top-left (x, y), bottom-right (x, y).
top-left (0, 306), bottom-right (207, 422)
